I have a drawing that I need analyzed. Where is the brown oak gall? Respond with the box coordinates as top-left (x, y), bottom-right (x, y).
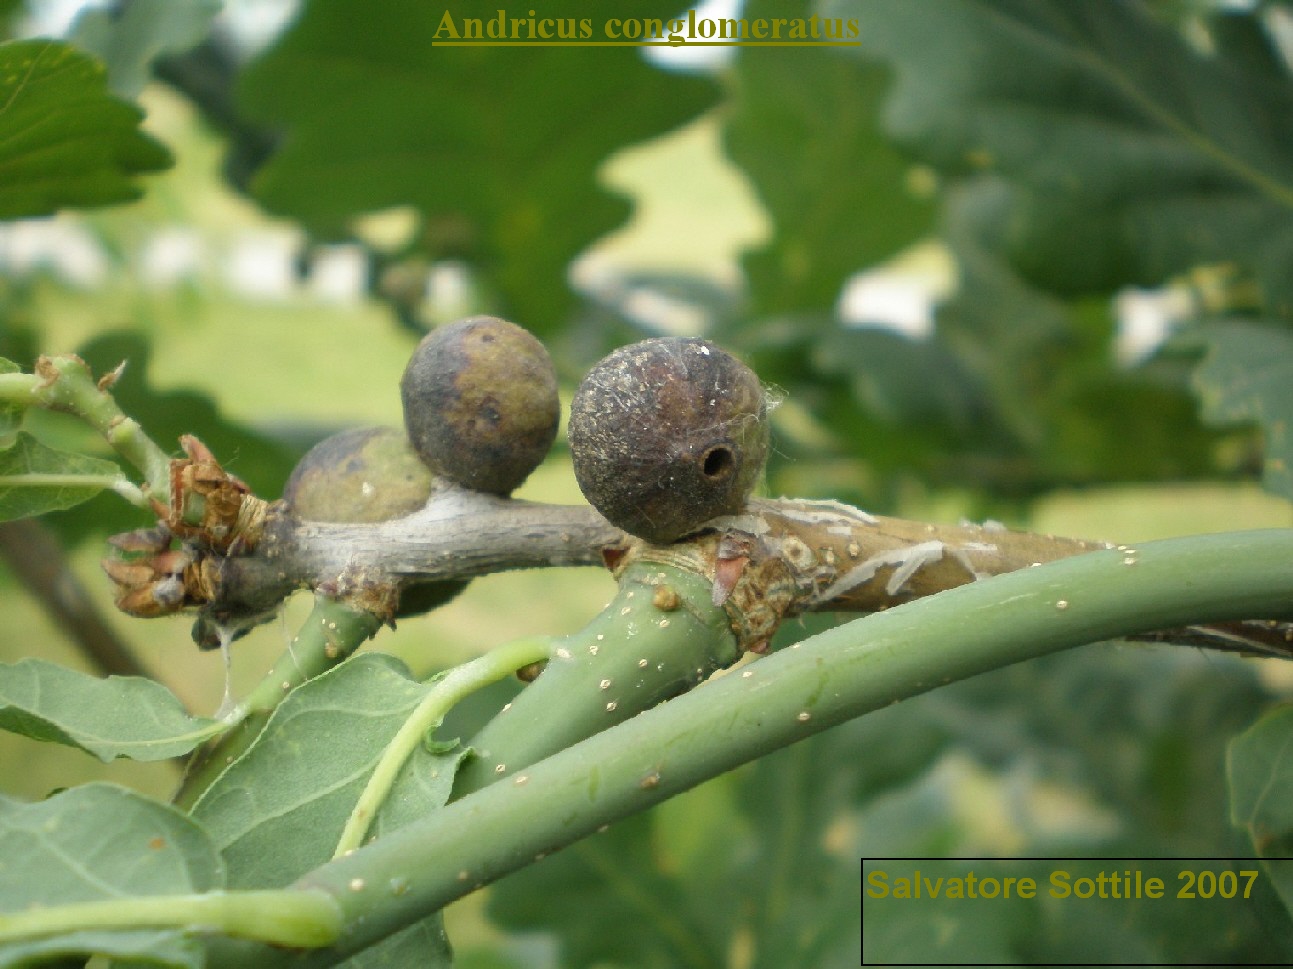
top-left (400, 316), bottom-right (559, 494)
top-left (568, 337), bottom-right (768, 544)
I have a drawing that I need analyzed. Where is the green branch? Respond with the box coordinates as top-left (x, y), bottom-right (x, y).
top-left (173, 596), bottom-right (384, 811)
top-left (332, 634), bottom-right (553, 857)
top-left (0, 472), bottom-right (148, 508)
top-left (203, 528), bottom-right (1293, 967)
top-left (0, 889), bottom-right (341, 948)
top-left (451, 561), bottom-right (740, 796)
top-left (0, 356), bottom-right (172, 501)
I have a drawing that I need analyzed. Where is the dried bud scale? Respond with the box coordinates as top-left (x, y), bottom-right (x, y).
top-left (401, 316), bottom-right (559, 495)
top-left (568, 337), bottom-right (768, 544)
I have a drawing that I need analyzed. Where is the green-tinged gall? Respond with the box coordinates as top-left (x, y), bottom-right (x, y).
top-left (568, 337), bottom-right (768, 544)
top-left (401, 316), bottom-right (559, 494)
top-left (283, 426), bottom-right (467, 617)
top-left (284, 426), bottom-right (433, 524)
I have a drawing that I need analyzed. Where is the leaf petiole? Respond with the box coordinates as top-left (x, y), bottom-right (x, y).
top-left (0, 356), bottom-right (171, 501)
top-left (0, 888), bottom-right (343, 948)
top-left (0, 472), bottom-right (150, 509)
top-left (332, 635), bottom-right (554, 857)
top-left (2, 472), bottom-right (130, 489)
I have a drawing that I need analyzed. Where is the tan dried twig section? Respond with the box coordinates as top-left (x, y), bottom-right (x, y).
top-left (747, 497), bottom-right (1110, 612)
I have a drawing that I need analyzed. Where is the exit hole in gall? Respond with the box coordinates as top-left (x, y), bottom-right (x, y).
top-left (701, 445), bottom-right (735, 480)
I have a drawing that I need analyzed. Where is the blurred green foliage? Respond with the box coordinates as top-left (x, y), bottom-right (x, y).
top-left (0, 38), bottom-right (170, 217)
top-left (3, 0), bottom-right (1293, 966)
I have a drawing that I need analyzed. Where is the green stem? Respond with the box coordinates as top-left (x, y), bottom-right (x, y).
top-left (332, 635), bottom-right (553, 857)
top-left (0, 357), bottom-right (172, 501)
top-left (202, 529), bottom-right (1293, 967)
top-left (0, 889), bottom-right (342, 948)
top-left (451, 561), bottom-right (740, 796)
top-left (2, 473), bottom-right (126, 488)
top-left (1, 472), bottom-right (148, 508)
top-left (172, 597), bottom-right (383, 811)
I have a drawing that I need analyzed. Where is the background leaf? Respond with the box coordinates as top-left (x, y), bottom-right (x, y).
top-left (835, 0), bottom-right (1293, 309)
top-left (811, 325), bottom-right (989, 431)
top-left (861, 860), bottom-right (1027, 966)
top-left (0, 39), bottom-right (171, 218)
top-left (1182, 320), bottom-right (1293, 502)
top-left (0, 431), bottom-right (125, 522)
top-left (0, 782), bottom-right (223, 968)
top-left (235, 0), bottom-right (719, 332)
top-left (0, 0), bottom-right (21, 38)
top-left (489, 812), bottom-right (726, 969)
top-left (932, 226), bottom-right (1220, 493)
top-left (0, 657), bottom-right (221, 761)
top-left (721, 0), bottom-right (934, 315)
top-left (1229, 705), bottom-right (1293, 917)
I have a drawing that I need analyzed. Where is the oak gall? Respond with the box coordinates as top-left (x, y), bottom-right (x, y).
top-left (568, 337), bottom-right (768, 544)
top-left (283, 425), bottom-right (466, 617)
top-left (284, 426), bottom-right (433, 523)
top-left (401, 316), bottom-right (559, 494)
